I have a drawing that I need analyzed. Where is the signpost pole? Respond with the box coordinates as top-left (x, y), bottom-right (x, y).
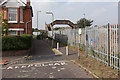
top-left (78, 29), bottom-right (82, 59)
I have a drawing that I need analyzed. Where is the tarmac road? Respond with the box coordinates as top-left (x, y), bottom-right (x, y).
top-left (2, 39), bottom-right (92, 78)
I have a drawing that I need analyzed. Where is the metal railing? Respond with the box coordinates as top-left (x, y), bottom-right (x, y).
top-left (85, 25), bottom-right (119, 70)
top-left (48, 24), bottom-right (120, 70)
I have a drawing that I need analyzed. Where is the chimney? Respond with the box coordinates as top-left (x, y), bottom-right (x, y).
top-left (27, 0), bottom-right (30, 6)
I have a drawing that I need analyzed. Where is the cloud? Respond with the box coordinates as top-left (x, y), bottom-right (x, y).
top-left (23, 0), bottom-right (119, 2)
top-left (30, 0), bottom-right (119, 2)
top-left (25, 1), bottom-right (117, 29)
top-left (90, 8), bottom-right (107, 18)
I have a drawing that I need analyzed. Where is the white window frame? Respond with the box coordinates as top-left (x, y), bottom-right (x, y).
top-left (20, 8), bottom-right (24, 23)
top-left (8, 8), bottom-right (18, 23)
top-left (8, 31), bottom-right (17, 35)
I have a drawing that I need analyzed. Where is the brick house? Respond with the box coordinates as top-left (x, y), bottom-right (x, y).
top-left (0, 0), bottom-right (33, 35)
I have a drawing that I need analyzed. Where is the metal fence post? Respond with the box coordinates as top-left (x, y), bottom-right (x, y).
top-left (108, 23), bottom-right (110, 66)
top-left (118, 24), bottom-right (120, 75)
top-left (118, 2), bottom-right (120, 75)
top-left (86, 27), bottom-right (88, 57)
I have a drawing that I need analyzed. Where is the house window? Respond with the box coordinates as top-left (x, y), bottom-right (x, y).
top-left (8, 31), bottom-right (17, 35)
top-left (20, 8), bottom-right (23, 22)
top-left (8, 8), bottom-right (17, 22)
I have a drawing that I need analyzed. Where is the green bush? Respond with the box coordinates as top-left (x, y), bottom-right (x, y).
top-left (37, 31), bottom-right (48, 40)
top-left (80, 44), bottom-right (85, 51)
top-left (2, 34), bottom-right (33, 51)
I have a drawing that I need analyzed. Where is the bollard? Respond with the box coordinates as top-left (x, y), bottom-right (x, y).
top-left (66, 46), bottom-right (69, 56)
top-left (57, 42), bottom-right (59, 50)
top-left (78, 42), bottom-right (80, 59)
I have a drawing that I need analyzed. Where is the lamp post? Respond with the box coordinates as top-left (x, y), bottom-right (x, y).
top-left (37, 11), bottom-right (41, 35)
top-left (46, 12), bottom-right (54, 23)
top-left (46, 12), bottom-right (54, 48)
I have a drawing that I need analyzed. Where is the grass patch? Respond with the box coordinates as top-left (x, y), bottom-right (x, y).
top-left (68, 46), bottom-right (118, 78)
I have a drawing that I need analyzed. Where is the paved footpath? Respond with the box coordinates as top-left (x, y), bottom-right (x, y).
top-left (2, 39), bottom-right (92, 78)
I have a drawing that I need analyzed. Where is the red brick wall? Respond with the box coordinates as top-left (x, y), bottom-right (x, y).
top-left (2, 7), bottom-right (32, 35)
top-left (23, 8), bottom-right (32, 34)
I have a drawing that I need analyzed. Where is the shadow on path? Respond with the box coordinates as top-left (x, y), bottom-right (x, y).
top-left (30, 39), bottom-right (55, 56)
top-left (19, 39), bottom-right (66, 64)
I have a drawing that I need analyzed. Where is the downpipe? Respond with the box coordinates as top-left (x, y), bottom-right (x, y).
top-left (26, 20), bottom-right (32, 34)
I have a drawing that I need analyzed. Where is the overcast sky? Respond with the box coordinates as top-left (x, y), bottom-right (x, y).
top-left (22, 0), bottom-right (119, 30)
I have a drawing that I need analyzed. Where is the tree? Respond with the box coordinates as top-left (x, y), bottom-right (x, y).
top-left (2, 19), bottom-right (11, 36)
top-left (77, 18), bottom-right (93, 28)
top-left (0, 11), bottom-right (2, 36)
top-left (54, 27), bottom-right (63, 30)
top-left (0, 11), bottom-right (2, 20)
top-left (34, 28), bottom-right (39, 32)
top-left (0, 11), bottom-right (11, 36)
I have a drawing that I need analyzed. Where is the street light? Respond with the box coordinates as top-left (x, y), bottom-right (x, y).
top-left (37, 11), bottom-right (41, 35)
top-left (46, 11), bottom-right (54, 48)
top-left (46, 12), bottom-right (54, 22)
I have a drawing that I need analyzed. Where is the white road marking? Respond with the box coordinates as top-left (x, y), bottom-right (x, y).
top-left (42, 64), bottom-right (48, 67)
top-left (54, 63), bottom-right (61, 66)
top-left (52, 66), bottom-right (56, 69)
top-left (50, 72), bottom-right (53, 74)
top-left (21, 65), bottom-right (27, 68)
top-left (48, 63), bottom-right (54, 66)
top-left (11, 60), bottom-right (68, 66)
top-left (49, 75), bottom-right (54, 78)
top-left (21, 70), bottom-right (29, 73)
top-left (7, 66), bottom-right (13, 70)
top-left (4, 61), bottom-right (68, 70)
top-left (28, 64), bottom-right (34, 67)
top-left (35, 64), bottom-right (41, 67)
top-left (61, 62), bottom-right (66, 65)
top-left (15, 66), bottom-right (19, 69)
top-left (18, 75), bottom-right (29, 78)
top-left (58, 69), bottom-right (61, 72)
top-left (60, 67), bottom-right (65, 70)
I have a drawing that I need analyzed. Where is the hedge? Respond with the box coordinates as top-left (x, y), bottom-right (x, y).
top-left (2, 34), bottom-right (33, 51)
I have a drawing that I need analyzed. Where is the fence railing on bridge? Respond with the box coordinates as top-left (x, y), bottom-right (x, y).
top-left (48, 24), bottom-right (120, 71)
